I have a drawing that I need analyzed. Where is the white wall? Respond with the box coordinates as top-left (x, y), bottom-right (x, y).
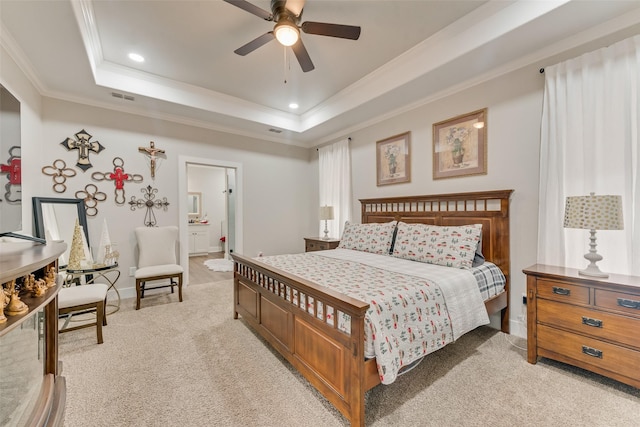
top-left (30, 98), bottom-right (315, 299)
top-left (337, 65), bottom-right (542, 336)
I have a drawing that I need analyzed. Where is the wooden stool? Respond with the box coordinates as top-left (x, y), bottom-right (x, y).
top-left (58, 283), bottom-right (108, 344)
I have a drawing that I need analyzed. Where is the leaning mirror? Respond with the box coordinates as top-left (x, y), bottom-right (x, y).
top-left (32, 197), bottom-right (89, 268)
top-left (187, 192), bottom-right (201, 217)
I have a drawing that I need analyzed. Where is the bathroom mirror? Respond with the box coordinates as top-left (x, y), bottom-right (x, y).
top-left (187, 192), bottom-right (201, 217)
top-left (32, 197), bottom-right (89, 268)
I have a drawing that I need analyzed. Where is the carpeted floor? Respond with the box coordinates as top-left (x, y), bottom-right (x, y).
top-left (60, 280), bottom-right (639, 426)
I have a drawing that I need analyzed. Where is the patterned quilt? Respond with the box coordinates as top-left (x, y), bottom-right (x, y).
top-left (257, 249), bottom-right (490, 384)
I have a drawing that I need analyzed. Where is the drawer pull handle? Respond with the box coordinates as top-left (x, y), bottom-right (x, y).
top-left (581, 345), bottom-right (603, 359)
top-left (617, 298), bottom-right (640, 310)
top-left (581, 317), bottom-right (603, 328)
top-left (552, 286), bottom-right (571, 296)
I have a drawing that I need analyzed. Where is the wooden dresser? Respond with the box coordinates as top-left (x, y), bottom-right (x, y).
top-left (524, 264), bottom-right (640, 389)
top-left (304, 237), bottom-right (340, 252)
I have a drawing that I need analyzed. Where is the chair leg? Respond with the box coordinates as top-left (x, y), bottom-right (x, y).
top-left (103, 296), bottom-right (108, 326)
top-left (96, 300), bottom-right (104, 344)
top-left (178, 274), bottom-right (183, 302)
top-left (136, 279), bottom-right (142, 310)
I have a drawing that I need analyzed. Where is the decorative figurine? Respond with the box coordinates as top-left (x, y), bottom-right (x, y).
top-left (45, 265), bottom-right (57, 288)
top-left (103, 244), bottom-right (120, 266)
top-left (67, 220), bottom-right (86, 270)
top-left (5, 279), bottom-right (28, 316)
top-left (33, 279), bottom-right (47, 297)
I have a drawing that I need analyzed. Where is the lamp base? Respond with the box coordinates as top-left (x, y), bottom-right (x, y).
top-left (579, 265), bottom-right (609, 278)
top-left (323, 219), bottom-right (330, 240)
top-left (580, 230), bottom-right (608, 278)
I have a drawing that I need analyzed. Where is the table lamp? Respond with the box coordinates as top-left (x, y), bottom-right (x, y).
top-left (563, 193), bottom-right (623, 278)
top-left (319, 206), bottom-right (334, 240)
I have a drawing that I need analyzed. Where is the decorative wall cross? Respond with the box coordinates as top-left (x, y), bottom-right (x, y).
top-left (61, 129), bottom-right (105, 171)
top-left (128, 185), bottom-right (170, 227)
top-left (138, 141), bottom-right (165, 179)
top-left (91, 157), bottom-right (143, 204)
top-left (42, 159), bottom-right (77, 193)
top-left (0, 146), bottom-right (21, 202)
top-left (75, 184), bottom-right (107, 217)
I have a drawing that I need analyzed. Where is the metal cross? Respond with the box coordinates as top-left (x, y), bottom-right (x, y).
top-left (75, 184), bottom-right (107, 217)
top-left (42, 159), bottom-right (77, 193)
top-left (128, 185), bottom-right (170, 227)
top-left (61, 129), bottom-right (105, 171)
top-left (91, 157), bottom-right (143, 204)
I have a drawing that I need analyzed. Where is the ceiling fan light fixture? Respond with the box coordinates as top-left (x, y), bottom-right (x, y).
top-left (274, 22), bottom-right (299, 46)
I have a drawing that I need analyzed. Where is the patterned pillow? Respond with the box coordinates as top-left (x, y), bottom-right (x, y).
top-left (392, 222), bottom-right (482, 269)
top-left (338, 221), bottom-right (397, 255)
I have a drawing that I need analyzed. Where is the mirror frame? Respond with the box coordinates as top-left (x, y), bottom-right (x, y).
top-left (32, 197), bottom-right (90, 247)
top-left (187, 192), bottom-right (201, 217)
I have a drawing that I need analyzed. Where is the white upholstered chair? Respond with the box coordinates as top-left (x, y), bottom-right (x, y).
top-left (58, 283), bottom-right (108, 344)
top-left (134, 226), bottom-right (183, 310)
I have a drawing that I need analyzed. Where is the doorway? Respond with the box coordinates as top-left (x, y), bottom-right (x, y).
top-left (178, 156), bottom-right (243, 286)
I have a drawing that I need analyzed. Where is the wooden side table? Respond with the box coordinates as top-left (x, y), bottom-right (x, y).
top-left (523, 263), bottom-right (640, 389)
top-left (304, 237), bottom-right (340, 252)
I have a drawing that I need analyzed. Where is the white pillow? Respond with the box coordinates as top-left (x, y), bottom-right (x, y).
top-left (392, 222), bottom-right (482, 269)
top-left (338, 221), bottom-right (397, 255)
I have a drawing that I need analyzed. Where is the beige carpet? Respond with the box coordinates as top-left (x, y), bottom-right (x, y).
top-left (60, 281), bottom-right (639, 426)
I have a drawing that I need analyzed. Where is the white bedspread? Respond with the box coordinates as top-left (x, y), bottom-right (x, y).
top-left (313, 249), bottom-right (489, 341)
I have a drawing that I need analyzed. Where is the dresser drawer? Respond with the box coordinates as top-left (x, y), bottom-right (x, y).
top-left (538, 324), bottom-right (640, 381)
top-left (537, 279), bottom-right (589, 305)
top-left (537, 299), bottom-right (640, 349)
top-left (595, 289), bottom-right (640, 316)
top-left (306, 241), bottom-right (330, 251)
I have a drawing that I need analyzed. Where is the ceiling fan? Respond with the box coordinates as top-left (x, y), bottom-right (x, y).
top-left (223, 0), bottom-right (361, 72)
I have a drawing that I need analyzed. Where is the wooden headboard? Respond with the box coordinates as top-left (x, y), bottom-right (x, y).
top-left (360, 189), bottom-right (514, 284)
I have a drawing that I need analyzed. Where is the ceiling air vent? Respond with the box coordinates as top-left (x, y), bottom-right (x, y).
top-left (268, 128), bottom-right (282, 133)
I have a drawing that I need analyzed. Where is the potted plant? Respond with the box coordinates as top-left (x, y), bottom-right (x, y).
top-left (446, 126), bottom-right (470, 166)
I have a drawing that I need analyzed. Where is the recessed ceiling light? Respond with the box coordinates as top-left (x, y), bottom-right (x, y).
top-left (289, 103), bottom-right (299, 109)
top-left (128, 53), bottom-right (145, 63)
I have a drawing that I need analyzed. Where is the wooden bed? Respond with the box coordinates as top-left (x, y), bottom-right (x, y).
top-left (232, 189), bottom-right (513, 426)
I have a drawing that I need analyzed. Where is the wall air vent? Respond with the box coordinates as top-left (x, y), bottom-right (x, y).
top-left (111, 92), bottom-right (135, 101)
top-left (268, 128), bottom-right (282, 133)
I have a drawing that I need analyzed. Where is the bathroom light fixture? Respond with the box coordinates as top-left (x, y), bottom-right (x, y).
top-left (289, 103), bottom-right (299, 109)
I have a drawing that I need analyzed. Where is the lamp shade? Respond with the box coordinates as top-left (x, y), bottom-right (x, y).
top-left (563, 194), bottom-right (623, 230)
top-left (319, 206), bottom-right (335, 221)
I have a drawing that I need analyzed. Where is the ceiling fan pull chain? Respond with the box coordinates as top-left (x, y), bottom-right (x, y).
top-left (283, 46), bottom-right (288, 84)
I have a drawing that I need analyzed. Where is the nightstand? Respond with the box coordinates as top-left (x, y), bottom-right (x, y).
top-left (304, 237), bottom-right (340, 252)
top-left (523, 264), bottom-right (640, 389)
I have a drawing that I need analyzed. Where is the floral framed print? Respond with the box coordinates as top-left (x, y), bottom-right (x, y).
top-left (433, 108), bottom-right (487, 179)
top-left (376, 131), bottom-right (411, 186)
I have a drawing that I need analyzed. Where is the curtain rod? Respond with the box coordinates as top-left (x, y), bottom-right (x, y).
top-left (316, 137), bottom-right (351, 151)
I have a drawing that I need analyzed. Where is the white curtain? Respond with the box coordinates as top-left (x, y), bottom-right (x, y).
top-left (538, 35), bottom-right (640, 276)
top-left (319, 138), bottom-right (353, 239)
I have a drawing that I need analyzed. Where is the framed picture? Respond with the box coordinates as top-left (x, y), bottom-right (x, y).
top-left (376, 131), bottom-right (411, 186)
top-left (433, 108), bottom-right (487, 179)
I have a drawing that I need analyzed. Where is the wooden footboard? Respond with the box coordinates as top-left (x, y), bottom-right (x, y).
top-left (233, 254), bottom-right (371, 426)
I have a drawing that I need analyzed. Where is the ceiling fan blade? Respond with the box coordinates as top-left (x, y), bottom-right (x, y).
top-left (301, 21), bottom-right (361, 40)
top-left (285, 0), bottom-right (305, 17)
top-left (234, 32), bottom-right (274, 56)
top-left (223, 0), bottom-right (272, 20)
top-left (291, 39), bottom-right (314, 72)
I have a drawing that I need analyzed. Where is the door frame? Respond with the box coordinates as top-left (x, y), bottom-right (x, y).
top-left (178, 155), bottom-right (243, 285)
